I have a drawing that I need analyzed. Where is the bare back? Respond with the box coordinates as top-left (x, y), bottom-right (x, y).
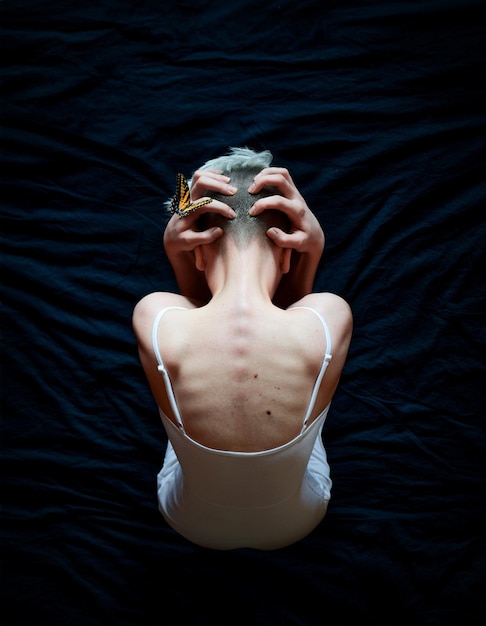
top-left (135, 294), bottom-right (350, 452)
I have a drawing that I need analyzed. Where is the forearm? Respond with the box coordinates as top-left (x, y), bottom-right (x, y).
top-left (171, 252), bottom-right (211, 302)
top-left (162, 188), bottom-right (233, 302)
top-left (163, 229), bottom-right (211, 303)
top-left (273, 247), bottom-right (322, 309)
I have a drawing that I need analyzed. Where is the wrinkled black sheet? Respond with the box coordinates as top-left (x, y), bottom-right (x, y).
top-left (1, 1), bottom-right (485, 625)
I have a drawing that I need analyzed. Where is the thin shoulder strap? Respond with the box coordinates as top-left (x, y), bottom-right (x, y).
top-left (152, 307), bottom-right (189, 432)
top-left (290, 306), bottom-right (333, 432)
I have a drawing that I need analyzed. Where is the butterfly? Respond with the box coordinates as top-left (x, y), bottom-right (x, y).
top-left (168, 172), bottom-right (213, 218)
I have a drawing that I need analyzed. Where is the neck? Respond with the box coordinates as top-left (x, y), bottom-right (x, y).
top-left (205, 239), bottom-right (281, 308)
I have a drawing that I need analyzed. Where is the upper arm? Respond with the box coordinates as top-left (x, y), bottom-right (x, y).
top-left (290, 292), bottom-right (353, 363)
top-left (132, 292), bottom-right (198, 347)
top-left (287, 292), bottom-right (352, 414)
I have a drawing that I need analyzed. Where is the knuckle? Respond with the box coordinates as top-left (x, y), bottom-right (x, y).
top-left (295, 205), bottom-right (306, 220)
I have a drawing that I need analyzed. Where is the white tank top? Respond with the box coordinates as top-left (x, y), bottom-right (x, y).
top-left (152, 306), bottom-right (334, 550)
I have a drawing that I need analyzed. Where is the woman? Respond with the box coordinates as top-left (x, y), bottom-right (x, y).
top-left (133, 148), bottom-right (352, 549)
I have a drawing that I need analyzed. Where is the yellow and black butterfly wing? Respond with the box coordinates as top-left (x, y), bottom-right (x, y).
top-left (169, 173), bottom-right (213, 218)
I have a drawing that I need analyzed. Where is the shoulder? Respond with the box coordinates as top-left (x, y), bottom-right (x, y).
top-left (288, 292), bottom-right (353, 354)
top-left (132, 292), bottom-right (197, 340)
top-left (290, 292), bottom-right (352, 326)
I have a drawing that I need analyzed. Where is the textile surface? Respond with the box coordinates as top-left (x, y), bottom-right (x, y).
top-left (1, 1), bottom-right (485, 624)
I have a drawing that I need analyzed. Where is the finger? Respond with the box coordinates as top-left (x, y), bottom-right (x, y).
top-left (192, 226), bottom-right (224, 245)
top-left (193, 168), bottom-right (229, 181)
top-left (191, 170), bottom-right (230, 190)
top-left (266, 227), bottom-right (306, 251)
top-left (254, 167), bottom-right (292, 181)
top-left (197, 198), bottom-right (236, 219)
top-left (191, 172), bottom-right (237, 200)
top-left (249, 195), bottom-right (304, 219)
top-left (249, 168), bottom-right (295, 196)
top-left (176, 226), bottom-right (224, 250)
top-left (168, 200), bottom-right (235, 239)
top-left (191, 168), bottom-right (229, 185)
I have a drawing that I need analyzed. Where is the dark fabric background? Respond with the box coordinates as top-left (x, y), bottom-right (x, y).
top-left (1, 1), bottom-right (485, 625)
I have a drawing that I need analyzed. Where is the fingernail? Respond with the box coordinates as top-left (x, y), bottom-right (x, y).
top-left (249, 205), bottom-right (255, 216)
top-left (227, 185), bottom-right (237, 194)
top-left (248, 182), bottom-right (256, 192)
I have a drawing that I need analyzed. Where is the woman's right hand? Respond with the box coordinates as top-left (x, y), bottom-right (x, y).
top-left (163, 169), bottom-right (236, 303)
